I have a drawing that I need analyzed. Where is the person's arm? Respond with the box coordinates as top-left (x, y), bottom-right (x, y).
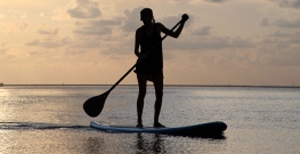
top-left (159, 14), bottom-right (189, 38)
top-left (134, 28), bottom-right (147, 59)
top-left (134, 29), bottom-right (140, 57)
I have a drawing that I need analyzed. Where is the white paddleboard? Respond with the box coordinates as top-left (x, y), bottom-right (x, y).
top-left (90, 121), bottom-right (227, 137)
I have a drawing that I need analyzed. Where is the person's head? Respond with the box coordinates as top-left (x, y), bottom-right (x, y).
top-left (140, 8), bottom-right (154, 25)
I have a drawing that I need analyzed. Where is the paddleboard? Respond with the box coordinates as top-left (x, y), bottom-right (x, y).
top-left (90, 121), bottom-right (227, 137)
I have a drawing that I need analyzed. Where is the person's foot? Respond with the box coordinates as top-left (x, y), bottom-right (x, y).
top-left (153, 122), bottom-right (165, 128)
top-left (136, 123), bottom-right (143, 128)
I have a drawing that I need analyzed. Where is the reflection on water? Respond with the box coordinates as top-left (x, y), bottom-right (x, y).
top-left (83, 133), bottom-right (167, 154)
top-left (84, 137), bottom-right (105, 154)
top-left (81, 131), bottom-right (228, 154)
top-left (0, 122), bottom-right (89, 130)
top-left (136, 134), bottom-right (165, 154)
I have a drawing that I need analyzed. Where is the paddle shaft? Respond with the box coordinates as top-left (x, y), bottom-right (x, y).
top-left (107, 19), bottom-right (183, 92)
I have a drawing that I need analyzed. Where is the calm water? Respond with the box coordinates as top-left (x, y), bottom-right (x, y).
top-left (0, 86), bottom-right (299, 154)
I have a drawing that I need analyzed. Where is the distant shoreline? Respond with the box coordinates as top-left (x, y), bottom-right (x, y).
top-left (1, 84), bottom-right (299, 89)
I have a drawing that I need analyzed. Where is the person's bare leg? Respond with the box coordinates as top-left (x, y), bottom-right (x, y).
top-left (136, 74), bottom-right (147, 128)
top-left (153, 74), bottom-right (165, 128)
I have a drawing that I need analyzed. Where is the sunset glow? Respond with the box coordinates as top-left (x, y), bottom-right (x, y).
top-left (1, 0), bottom-right (299, 86)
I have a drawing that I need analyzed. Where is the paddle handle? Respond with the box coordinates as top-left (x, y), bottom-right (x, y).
top-left (108, 19), bottom-right (183, 92)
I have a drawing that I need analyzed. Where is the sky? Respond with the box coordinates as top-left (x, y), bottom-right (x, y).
top-left (0, 0), bottom-right (299, 86)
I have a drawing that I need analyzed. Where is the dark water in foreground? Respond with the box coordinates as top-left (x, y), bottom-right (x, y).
top-left (0, 86), bottom-right (299, 154)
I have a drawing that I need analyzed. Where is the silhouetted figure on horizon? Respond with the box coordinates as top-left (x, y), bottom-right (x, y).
top-left (134, 8), bottom-right (189, 128)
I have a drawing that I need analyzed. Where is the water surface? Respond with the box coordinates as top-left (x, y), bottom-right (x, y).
top-left (0, 86), bottom-right (299, 153)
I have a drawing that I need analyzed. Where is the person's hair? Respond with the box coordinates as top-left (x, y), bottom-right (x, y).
top-left (140, 8), bottom-right (154, 22)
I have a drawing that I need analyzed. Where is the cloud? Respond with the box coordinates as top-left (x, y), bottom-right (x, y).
top-left (122, 7), bottom-right (143, 32)
top-left (39, 39), bottom-right (63, 48)
top-left (75, 40), bottom-right (100, 49)
top-left (52, 6), bottom-right (71, 20)
top-left (204, 0), bottom-right (228, 3)
top-left (72, 6), bottom-right (194, 38)
top-left (260, 17), bottom-right (300, 28)
top-left (261, 31), bottom-right (300, 54)
top-left (274, 18), bottom-right (300, 28)
top-left (260, 18), bottom-right (270, 27)
top-left (276, 31), bottom-right (300, 44)
top-left (61, 37), bottom-right (72, 45)
top-left (165, 35), bottom-right (254, 51)
top-left (270, 31), bottom-right (291, 38)
top-left (68, 0), bottom-right (101, 19)
top-left (290, 32), bottom-right (300, 44)
top-left (270, 0), bottom-right (300, 9)
top-left (26, 39), bottom-right (63, 48)
top-left (257, 45), bottom-right (300, 67)
top-left (73, 18), bottom-right (122, 35)
top-left (0, 42), bottom-right (8, 54)
top-left (194, 26), bottom-right (212, 36)
top-left (25, 22), bottom-right (65, 49)
top-left (73, 26), bottom-right (111, 35)
top-left (259, 30), bottom-right (300, 67)
top-left (39, 12), bottom-right (45, 17)
top-left (39, 28), bottom-right (59, 35)
top-left (26, 39), bottom-right (40, 46)
top-left (8, 9), bottom-right (27, 19)
top-left (7, 21), bottom-right (28, 34)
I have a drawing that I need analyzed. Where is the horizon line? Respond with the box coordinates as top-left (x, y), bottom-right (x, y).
top-left (1, 83), bottom-right (299, 88)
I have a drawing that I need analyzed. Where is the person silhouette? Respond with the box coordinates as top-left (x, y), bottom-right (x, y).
top-left (134, 8), bottom-right (189, 128)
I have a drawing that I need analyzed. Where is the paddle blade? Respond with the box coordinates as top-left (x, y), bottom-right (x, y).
top-left (83, 91), bottom-right (110, 117)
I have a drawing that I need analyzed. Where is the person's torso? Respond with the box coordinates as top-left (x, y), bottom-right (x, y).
top-left (140, 23), bottom-right (162, 59)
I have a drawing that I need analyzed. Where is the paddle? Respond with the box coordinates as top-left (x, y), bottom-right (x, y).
top-left (83, 17), bottom-right (184, 117)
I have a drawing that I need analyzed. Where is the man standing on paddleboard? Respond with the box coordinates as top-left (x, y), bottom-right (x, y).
top-left (134, 8), bottom-right (189, 128)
